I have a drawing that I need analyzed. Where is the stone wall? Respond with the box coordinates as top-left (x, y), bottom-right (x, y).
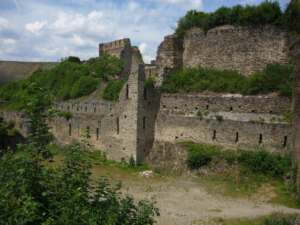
top-left (156, 25), bottom-right (291, 77)
top-left (291, 41), bottom-right (300, 167)
top-left (156, 35), bottom-right (183, 68)
top-left (49, 65), bottom-right (161, 163)
top-left (160, 94), bottom-right (292, 114)
top-left (154, 108), bottom-right (292, 154)
top-left (1, 110), bottom-right (31, 137)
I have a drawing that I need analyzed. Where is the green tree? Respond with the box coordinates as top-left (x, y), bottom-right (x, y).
top-left (89, 53), bottom-right (124, 78)
top-left (0, 82), bottom-right (159, 224)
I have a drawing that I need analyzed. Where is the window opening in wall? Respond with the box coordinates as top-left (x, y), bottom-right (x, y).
top-left (143, 117), bottom-right (146, 130)
top-left (230, 107), bottom-right (233, 112)
top-left (175, 136), bottom-right (178, 139)
top-left (85, 107), bottom-right (87, 112)
top-left (259, 134), bottom-right (262, 144)
top-left (96, 128), bottom-right (99, 141)
top-left (77, 107), bottom-right (78, 111)
top-left (111, 114), bottom-right (113, 117)
top-left (124, 115), bottom-right (127, 118)
top-left (236, 132), bottom-right (239, 143)
top-left (175, 107), bottom-right (177, 109)
top-left (87, 126), bottom-right (89, 135)
top-left (144, 149), bottom-right (145, 152)
top-left (94, 108), bottom-right (96, 113)
top-left (239, 106), bottom-right (241, 108)
top-left (195, 107), bottom-right (198, 110)
top-left (163, 105), bottom-right (166, 108)
top-left (213, 130), bottom-right (216, 141)
top-left (81, 107), bottom-right (82, 110)
top-left (284, 136), bottom-right (287, 147)
top-left (206, 105), bottom-right (209, 110)
top-left (117, 118), bottom-right (119, 135)
top-left (110, 108), bottom-right (112, 111)
top-left (252, 110), bottom-right (255, 113)
top-left (270, 111), bottom-right (273, 113)
top-left (110, 145), bottom-right (111, 148)
top-left (181, 133), bottom-right (183, 136)
top-left (78, 125), bottom-right (80, 135)
top-left (126, 84), bottom-right (129, 100)
top-left (123, 148), bottom-right (125, 151)
top-left (144, 88), bottom-right (147, 100)
top-left (69, 124), bottom-right (71, 136)
top-left (185, 104), bottom-right (187, 106)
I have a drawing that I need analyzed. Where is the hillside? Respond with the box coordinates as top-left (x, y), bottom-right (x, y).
top-left (0, 61), bottom-right (60, 84)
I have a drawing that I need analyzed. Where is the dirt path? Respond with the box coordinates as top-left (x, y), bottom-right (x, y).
top-left (120, 177), bottom-right (300, 225)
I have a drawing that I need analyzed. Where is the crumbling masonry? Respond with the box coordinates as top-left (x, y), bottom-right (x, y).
top-left (1, 21), bottom-right (299, 164)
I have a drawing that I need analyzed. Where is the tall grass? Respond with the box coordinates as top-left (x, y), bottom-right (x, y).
top-left (161, 61), bottom-right (293, 97)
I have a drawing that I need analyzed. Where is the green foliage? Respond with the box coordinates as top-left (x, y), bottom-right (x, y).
top-left (19, 121), bottom-right (22, 128)
top-left (283, 109), bottom-right (293, 122)
top-left (196, 111), bottom-right (203, 119)
top-left (136, 53), bottom-right (145, 64)
top-left (0, 82), bottom-right (159, 224)
top-left (161, 62), bottom-right (293, 97)
top-left (283, 1), bottom-right (300, 34)
top-left (88, 53), bottom-right (124, 79)
top-left (102, 77), bottom-right (128, 101)
top-left (11, 127), bottom-right (21, 135)
top-left (183, 142), bottom-right (292, 177)
top-left (0, 54), bottom-right (124, 110)
top-left (238, 146), bottom-right (292, 177)
top-left (64, 111), bottom-right (72, 120)
top-left (67, 56), bottom-right (80, 64)
top-left (70, 76), bottom-right (100, 99)
top-left (7, 120), bottom-right (15, 128)
top-left (263, 218), bottom-right (293, 225)
top-left (129, 154), bottom-right (135, 166)
top-left (145, 77), bottom-right (155, 88)
top-left (0, 117), bottom-right (7, 148)
top-left (173, 0), bottom-right (284, 36)
top-left (215, 115), bottom-right (223, 121)
top-left (183, 142), bottom-right (222, 168)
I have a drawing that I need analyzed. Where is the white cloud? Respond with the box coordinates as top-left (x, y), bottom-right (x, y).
top-left (144, 55), bottom-right (155, 64)
top-left (3, 38), bottom-right (15, 45)
top-left (25, 21), bottom-right (48, 36)
top-left (147, 0), bottom-right (203, 10)
top-left (139, 43), bottom-right (157, 63)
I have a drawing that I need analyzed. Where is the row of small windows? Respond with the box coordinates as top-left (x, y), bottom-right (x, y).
top-left (175, 131), bottom-right (288, 147)
top-left (166, 104), bottom-right (274, 113)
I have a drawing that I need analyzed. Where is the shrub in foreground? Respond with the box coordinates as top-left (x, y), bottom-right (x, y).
top-left (0, 83), bottom-right (159, 224)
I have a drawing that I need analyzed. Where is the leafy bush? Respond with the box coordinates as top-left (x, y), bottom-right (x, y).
top-left (215, 115), bottom-right (223, 121)
top-left (238, 146), bottom-right (292, 177)
top-left (102, 77), bottom-right (128, 101)
top-left (196, 111), bottom-right (203, 119)
top-left (18, 122), bottom-right (22, 128)
top-left (11, 127), bottom-right (21, 135)
top-left (67, 56), bottom-right (80, 64)
top-left (136, 53), bottom-right (145, 64)
top-left (173, 0), bottom-right (284, 36)
top-left (70, 76), bottom-right (100, 99)
top-left (284, 109), bottom-right (293, 122)
top-left (88, 54), bottom-right (124, 78)
top-left (7, 120), bottom-right (14, 128)
top-left (145, 77), bottom-right (155, 88)
top-left (183, 142), bottom-right (222, 168)
top-left (160, 61), bottom-right (293, 97)
top-left (64, 111), bottom-right (72, 120)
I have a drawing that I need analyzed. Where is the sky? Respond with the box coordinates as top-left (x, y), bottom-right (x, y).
top-left (0, 0), bottom-right (291, 64)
